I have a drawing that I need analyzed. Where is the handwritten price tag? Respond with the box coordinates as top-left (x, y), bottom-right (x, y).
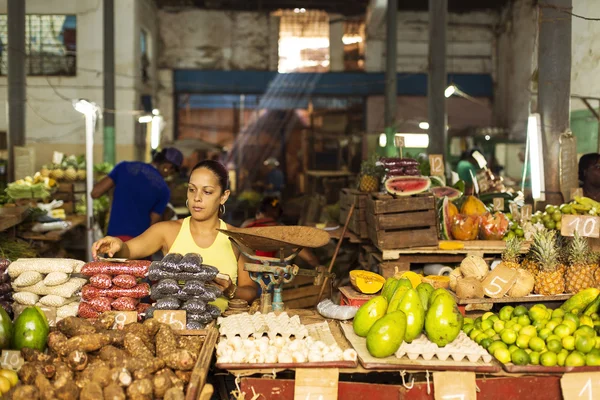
top-left (433, 371), bottom-right (476, 400)
top-left (111, 311), bottom-right (138, 329)
top-left (0, 350), bottom-right (24, 371)
top-left (493, 197), bottom-right (505, 212)
top-left (561, 215), bottom-right (600, 238)
top-left (521, 204), bottom-right (532, 221)
top-left (481, 264), bottom-right (518, 298)
top-left (561, 372), bottom-right (600, 400)
top-left (154, 310), bottom-right (186, 330)
top-left (394, 135), bottom-right (405, 148)
top-left (429, 154), bottom-right (445, 177)
top-left (295, 368), bottom-right (338, 400)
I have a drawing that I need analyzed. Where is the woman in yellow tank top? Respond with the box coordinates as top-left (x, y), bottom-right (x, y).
top-left (92, 160), bottom-right (258, 308)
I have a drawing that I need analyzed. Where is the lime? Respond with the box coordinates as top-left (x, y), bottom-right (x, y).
top-left (499, 306), bottom-right (514, 321)
top-left (505, 231), bottom-right (516, 240)
top-left (494, 320), bottom-right (505, 333)
top-left (463, 324), bottom-right (475, 335)
top-left (529, 337), bottom-right (546, 352)
top-left (484, 329), bottom-right (497, 338)
top-left (481, 338), bottom-right (493, 349)
top-left (575, 326), bottom-right (596, 338)
top-left (576, 335), bottom-right (595, 354)
top-left (492, 334), bottom-right (501, 342)
top-left (561, 204), bottom-right (572, 214)
top-left (579, 316), bottom-right (594, 329)
top-left (525, 348), bottom-right (532, 354)
top-left (494, 348), bottom-right (512, 364)
top-left (546, 205), bottom-right (556, 214)
top-left (488, 315), bottom-right (500, 323)
top-left (542, 214), bottom-right (551, 223)
top-left (464, 317), bottom-right (474, 326)
top-left (540, 351), bottom-right (558, 367)
top-left (545, 220), bottom-right (556, 230)
top-left (556, 221), bottom-right (562, 230)
top-left (546, 320), bottom-right (560, 331)
top-left (552, 308), bottom-right (565, 319)
top-left (509, 344), bottom-right (520, 354)
top-left (475, 333), bottom-right (488, 344)
top-left (505, 320), bottom-right (517, 330)
top-left (557, 351), bottom-right (568, 367)
top-left (552, 211), bottom-right (562, 222)
top-left (514, 305), bottom-right (528, 317)
top-left (506, 212), bottom-right (514, 221)
top-left (564, 313), bottom-right (580, 328)
top-left (474, 317), bottom-right (483, 329)
top-left (547, 334), bottom-right (562, 344)
top-left (587, 353), bottom-right (600, 366)
top-left (562, 336), bottom-right (575, 351)
top-left (518, 315), bottom-right (531, 327)
top-left (530, 351), bottom-right (540, 365)
top-left (511, 222), bottom-right (519, 231)
top-left (488, 341), bottom-right (508, 355)
top-left (481, 319), bottom-right (494, 332)
top-left (538, 328), bottom-right (552, 341)
top-left (562, 320), bottom-right (577, 335)
top-left (529, 306), bottom-right (548, 322)
top-left (592, 312), bottom-right (599, 321)
top-left (566, 351), bottom-right (586, 367)
top-left (469, 329), bottom-right (482, 341)
top-left (511, 349), bottom-right (531, 365)
top-left (547, 339), bottom-right (563, 353)
top-left (533, 320), bottom-right (548, 331)
top-left (501, 329), bottom-right (517, 345)
top-left (521, 325), bottom-right (537, 338)
top-left (516, 334), bottom-right (531, 349)
top-left (554, 324), bottom-right (571, 338)
top-left (531, 216), bottom-right (539, 224)
top-left (482, 312), bottom-right (495, 321)
top-left (595, 336), bottom-right (600, 349)
top-left (512, 324), bottom-right (523, 333)
top-left (515, 228), bottom-right (525, 237)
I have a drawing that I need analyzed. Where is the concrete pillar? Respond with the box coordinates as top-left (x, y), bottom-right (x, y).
top-left (538, 0), bottom-right (571, 205)
top-left (329, 14), bottom-right (344, 72)
top-left (427, 0), bottom-right (448, 157)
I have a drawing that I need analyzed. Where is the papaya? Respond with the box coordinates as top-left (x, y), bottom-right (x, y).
top-left (584, 295), bottom-right (600, 317)
top-left (13, 307), bottom-right (49, 352)
top-left (381, 278), bottom-right (400, 303)
top-left (395, 271), bottom-right (422, 288)
top-left (460, 195), bottom-right (488, 216)
top-left (416, 282), bottom-right (435, 311)
top-left (397, 289), bottom-right (425, 342)
top-left (366, 311), bottom-right (407, 358)
top-left (353, 296), bottom-right (388, 337)
top-left (0, 307), bottom-right (12, 350)
top-left (425, 292), bottom-right (463, 347)
top-left (562, 288), bottom-right (600, 314)
top-left (430, 288), bottom-right (454, 305)
top-left (387, 281), bottom-right (412, 314)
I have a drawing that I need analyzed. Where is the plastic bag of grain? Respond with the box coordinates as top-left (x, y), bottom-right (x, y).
top-left (7, 258), bottom-right (83, 278)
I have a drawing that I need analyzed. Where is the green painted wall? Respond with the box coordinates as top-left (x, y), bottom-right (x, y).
top-left (570, 108), bottom-right (598, 154)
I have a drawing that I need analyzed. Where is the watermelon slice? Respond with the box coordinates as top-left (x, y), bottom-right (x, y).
top-left (384, 176), bottom-right (431, 196)
top-left (431, 186), bottom-right (462, 201)
top-left (440, 196), bottom-right (458, 240)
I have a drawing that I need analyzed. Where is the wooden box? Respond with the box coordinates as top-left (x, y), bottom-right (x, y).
top-left (339, 188), bottom-right (369, 239)
top-left (366, 193), bottom-right (438, 250)
top-left (339, 285), bottom-right (375, 307)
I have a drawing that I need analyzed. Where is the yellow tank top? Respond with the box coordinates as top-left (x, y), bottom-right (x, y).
top-left (168, 218), bottom-right (238, 311)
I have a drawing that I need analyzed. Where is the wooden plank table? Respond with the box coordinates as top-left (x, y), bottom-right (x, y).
top-left (0, 207), bottom-right (29, 232)
top-left (454, 293), bottom-right (572, 305)
top-left (18, 215), bottom-right (86, 242)
top-left (380, 240), bottom-right (530, 261)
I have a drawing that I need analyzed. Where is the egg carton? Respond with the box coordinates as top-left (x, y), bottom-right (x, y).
top-left (217, 312), bottom-right (309, 340)
top-left (395, 332), bottom-right (492, 364)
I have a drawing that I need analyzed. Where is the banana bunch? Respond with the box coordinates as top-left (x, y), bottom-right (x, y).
top-left (571, 196), bottom-right (600, 216)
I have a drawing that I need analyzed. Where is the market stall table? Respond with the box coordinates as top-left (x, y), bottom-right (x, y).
top-left (0, 207), bottom-right (29, 232)
top-left (18, 214), bottom-right (86, 242)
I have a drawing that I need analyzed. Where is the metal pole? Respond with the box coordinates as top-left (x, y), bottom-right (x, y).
top-left (7, 0), bottom-right (26, 182)
top-left (427, 0), bottom-right (448, 157)
top-left (103, 0), bottom-right (116, 164)
top-left (383, 0), bottom-right (397, 157)
top-left (538, 0), bottom-right (571, 205)
top-left (85, 111), bottom-right (96, 262)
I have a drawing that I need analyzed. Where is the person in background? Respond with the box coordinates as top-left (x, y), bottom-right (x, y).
top-left (456, 149), bottom-right (481, 193)
top-left (91, 147), bottom-right (183, 242)
top-left (263, 158), bottom-right (285, 198)
top-left (579, 153), bottom-right (600, 201)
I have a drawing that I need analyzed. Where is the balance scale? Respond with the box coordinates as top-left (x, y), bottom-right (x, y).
top-left (219, 226), bottom-right (333, 313)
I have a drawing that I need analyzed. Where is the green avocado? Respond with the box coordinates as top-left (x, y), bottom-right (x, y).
top-left (13, 307), bottom-right (49, 352)
top-left (0, 307), bottom-right (13, 350)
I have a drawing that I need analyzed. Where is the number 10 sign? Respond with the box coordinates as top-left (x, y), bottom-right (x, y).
top-left (561, 215), bottom-right (600, 238)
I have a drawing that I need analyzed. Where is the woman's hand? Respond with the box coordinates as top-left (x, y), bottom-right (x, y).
top-left (213, 274), bottom-right (233, 293)
top-left (92, 236), bottom-right (124, 259)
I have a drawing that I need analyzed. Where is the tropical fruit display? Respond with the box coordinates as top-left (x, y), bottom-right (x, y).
top-left (565, 233), bottom-right (598, 294)
top-left (531, 196), bottom-right (600, 232)
top-left (384, 176), bottom-right (431, 197)
top-left (531, 230), bottom-right (566, 295)
top-left (464, 288), bottom-right (600, 368)
top-left (349, 271), bottom-right (386, 294)
top-left (353, 278), bottom-right (464, 357)
top-left (358, 157), bottom-right (382, 192)
top-left (12, 306), bottom-right (49, 352)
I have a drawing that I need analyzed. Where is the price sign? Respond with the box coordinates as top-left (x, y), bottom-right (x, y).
top-left (154, 310), bottom-right (186, 330)
top-left (294, 368), bottom-right (338, 400)
top-left (394, 135), bottom-right (405, 148)
top-left (571, 188), bottom-right (584, 202)
top-left (561, 215), bottom-right (600, 238)
top-left (111, 311), bottom-right (138, 329)
top-left (493, 197), bottom-right (505, 212)
top-left (429, 154), bottom-right (445, 177)
top-left (433, 371), bottom-right (476, 400)
top-left (481, 264), bottom-right (518, 298)
top-left (561, 372), bottom-right (600, 400)
top-left (0, 350), bottom-right (24, 371)
top-left (521, 204), bottom-right (533, 222)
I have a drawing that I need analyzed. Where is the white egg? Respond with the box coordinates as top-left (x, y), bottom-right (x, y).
top-left (243, 338), bottom-right (256, 349)
top-left (273, 336), bottom-right (286, 348)
top-left (278, 352), bottom-right (293, 363)
top-left (323, 352), bottom-right (339, 362)
top-left (232, 350), bottom-right (247, 363)
top-left (292, 351), bottom-right (306, 363)
top-left (314, 341), bottom-right (327, 351)
top-left (218, 354), bottom-right (232, 364)
top-left (230, 337), bottom-right (243, 350)
top-left (258, 336), bottom-right (270, 345)
top-left (216, 341), bottom-right (230, 356)
top-left (308, 351), bottom-right (323, 363)
top-left (342, 349), bottom-right (357, 361)
top-left (288, 339), bottom-right (304, 352)
top-left (257, 341), bottom-right (269, 353)
top-left (264, 352), bottom-right (278, 363)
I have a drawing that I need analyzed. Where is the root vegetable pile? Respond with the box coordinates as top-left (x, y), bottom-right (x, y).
top-left (0, 258), bottom-right (14, 316)
top-left (5, 315), bottom-right (204, 400)
top-left (78, 261), bottom-right (151, 319)
top-left (147, 253), bottom-right (222, 329)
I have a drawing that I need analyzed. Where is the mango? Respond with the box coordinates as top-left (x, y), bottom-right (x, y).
top-left (416, 282), bottom-right (435, 311)
top-left (562, 288), bottom-right (600, 314)
top-left (366, 311), bottom-right (407, 358)
top-left (381, 278), bottom-right (400, 303)
top-left (425, 291), bottom-right (463, 346)
top-left (387, 281), bottom-right (412, 314)
top-left (397, 289), bottom-right (425, 342)
top-left (353, 296), bottom-right (388, 337)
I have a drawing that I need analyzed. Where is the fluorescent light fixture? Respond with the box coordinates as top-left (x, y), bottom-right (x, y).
top-left (138, 115), bottom-right (153, 123)
top-left (342, 36), bottom-right (363, 45)
top-left (378, 133), bottom-right (387, 147)
top-left (444, 85), bottom-right (456, 98)
top-left (485, 135), bottom-right (491, 141)
top-left (528, 113), bottom-right (545, 201)
top-left (73, 99), bottom-right (97, 115)
top-left (152, 108), bottom-right (160, 116)
top-left (395, 133), bottom-right (429, 148)
top-left (418, 122), bottom-right (430, 130)
top-left (150, 116), bottom-right (163, 150)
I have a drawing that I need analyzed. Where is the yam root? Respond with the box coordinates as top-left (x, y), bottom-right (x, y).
top-left (109, 368), bottom-right (132, 387)
top-left (57, 316), bottom-right (96, 337)
top-left (52, 362), bottom-right (74, 389)
top-left (124, 333), bottom-right (154, 359)
top-left (80, 381), bottom-right (104, 400)
top-left (47, 331), bottom-right (69, 356)
top-left (156, 368), bottom-right (184, 391)
top-left (163, 349), bottom-right (196, 371)
top-left (19, 362), bottom-right (47, 385)
top-left (164, 387), bottom-right (185, 400)
top-left (91, 364), bottom-right (112, 387)
top-left (63, 333), bottom-right (112, 354)
top-left (126, 378), bottom-right (153, 400)
top-left (93, 312), bottom-right (116, 330)
top-left (54, 381), bottom-right (80, 400)
top-left (22, 347), bottom-right (52, 363)
top-left (156, 324), bottom-right (178, 359)
top-left (153, 371), bottom-right (173, 398)
top-left (66, 350), bottom-right (88, 371)
top-left (98, 345), bottom-right (127, 368)
top-left (125, 357), bottom-right (165, 375)
top-left (174, 370), bottom-right (191, 385)
top-left (177, 335), bottom-right (204, 355)
top-left (103, 382), bottom-right (126, 400)
top-left (34, 374), bottom-right (56, 400)
top-left (142, 318), bottom-right (161, 337)
top-left (123, 323), bottom-right (154, 354)
top-left (12, 385), bottom-right (40, 400)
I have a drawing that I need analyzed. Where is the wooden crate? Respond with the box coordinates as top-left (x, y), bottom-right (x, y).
top-left (339, 188), bottom-right (369, 239)
top-left (339, 285), bottom-right (375, 307)
top-left (185, 325), bottom-right (218, 400)
top-left (282, 275), bottom-right (331, 309)
top-left (366, 193), bottom-right (438, 250)
top-left (339, 188), bottom-right (368, 209)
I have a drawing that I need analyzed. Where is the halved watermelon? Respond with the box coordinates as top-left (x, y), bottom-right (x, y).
top-left (385, 176), bottom-right (431, 196)
top-left (440, 196), bottom-right (458, 240)
top-left (431, 186), bottom-right (462, 201)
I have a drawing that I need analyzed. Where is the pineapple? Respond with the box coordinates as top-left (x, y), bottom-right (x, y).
top-left (358, 158), bottom-right (381, 193)
top-left (521, 255), bottom-right (538, 278)
top-left (565, 233), bottom-right (598, 293)
top-left (532, 230), bottom-right (566, 295)
top-left (501, 236), bottom-right (522, 269)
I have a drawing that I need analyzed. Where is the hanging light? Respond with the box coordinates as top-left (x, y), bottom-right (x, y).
top-left (444, 85), bottom-right (456, 98)
top-left (418, 122), bottom-right (430, 130)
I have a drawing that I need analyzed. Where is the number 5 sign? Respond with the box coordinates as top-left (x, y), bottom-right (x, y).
top-left (561, 215), bottom-right (600, 238)
top-left (481, 264), bottom-right (518, 298)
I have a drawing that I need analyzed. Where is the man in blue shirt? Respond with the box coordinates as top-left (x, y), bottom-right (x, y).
top-left (91, 147), bottom-right (183, 241)
top-left (263, 157), bottom-right (285, 198)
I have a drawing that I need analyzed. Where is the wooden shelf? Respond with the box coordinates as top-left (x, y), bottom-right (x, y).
top-left (380, 240), bottom-right (530, 261)
top-left (19, 215), bottom-right (86, 242)
top-left (454, 293), bottom-right (572, 305)
top-left (0, 207), bottom-right (29, 232)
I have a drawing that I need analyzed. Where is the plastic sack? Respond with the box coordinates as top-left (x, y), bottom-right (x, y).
top-left (152, 279), bottom-right (180, 297)
top-left (78, 302), bottom-right (100, 319)
top-left (479, 213), bottom-right (510, 240)
top-left (81, 260), bottom-right (150, 278)
top-left (112, 274), bottom-right (137, 289)
top-left (181, 280), bottom-right (206, 296)
top-left (112, 297), bottom-right (139, 311)
top-left (88, 296), bottom-right (112, 312)
top-left (155, 296), bottom-right (181, 310)
top-left (187, 313), bottom-right (213, 324)
top-left (316, 299), bottom-right (357, 321)
top-left (181, 298), bottom-right (206, 314)
top-left (206, 304), bottom-right (221, 319)
top-left (174, 287), bottom-right (216, 302)
top-left (160, 253), bottom-right (183, 273)
top-left (144, 306), bottom-right (155, 318)
top-left (186, 321), bottom-right (205, 330)
top-left (136, 302), bottom-right (151, 315)
top-left (90, 274), bottom-right (113, 289)
top-left (148, 266), bottom-right (218, 282)
top-left (82, 283), bottom-right (150, 300)
top-left (180, 253), bottom-right (204, 273)
top-left (204, 284), bottom-right (223, 298)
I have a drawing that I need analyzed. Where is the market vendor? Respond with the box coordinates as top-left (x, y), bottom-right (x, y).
top-left (91, 147), bottom-right (183, 242)
top-left (579, 153), bottom-right (600, 201)
top-left (456, 149), bottom-right (481, 193)
top-left (263, 157), bottom-right (285, 198)
top-left (92, 160), bottom-right (258, 309)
